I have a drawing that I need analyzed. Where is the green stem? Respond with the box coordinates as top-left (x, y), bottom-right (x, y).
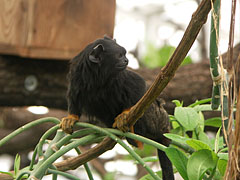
top-left (188, 98), bottom-right (211, 107)
top-left (55, 128), bottom-right (97, 149)
top-left (43, 130), bottom-right (66, 159)
top-left (209, 0), bottom-right (221, 110)
top-left (29, 134), bottom-right (97, 179)
top-left (16, 171), bottom-right (30, 180)
top-left (52, 173), bottom-right (57, 180)
top-left (38, 125), bottom-right (59, 157)
top-left (74, 148), bottom-right (94, 180)
top-left (171, 141), bottom-right (195, 154)
top-left (29, 129), bottom-right (65, 179)
top-left (211, 85), bottom-right (221, 110)
top-left (29, 145), bottom-right (38, 171)
top-left (76, 123), bottom-right (161, 180)
top-left (0, 117), bottom-right (60, 147)
top-left (106, 129), bottom-right (167, 152)
top-left (48, 169), bottom-right (80, 180)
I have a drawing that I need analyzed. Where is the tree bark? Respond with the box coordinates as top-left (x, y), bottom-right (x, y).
top-left (0, 55), bottom-right (68, 109)
top-left (0, 107), bottom-right (66, 154)
top-left (0, 43), bottom-right (239, 114)
top-left (1, 44), bottom-right (239, 155)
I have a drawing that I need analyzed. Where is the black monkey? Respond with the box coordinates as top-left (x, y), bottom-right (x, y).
top-left (60, 36), bottom-right (174, 180)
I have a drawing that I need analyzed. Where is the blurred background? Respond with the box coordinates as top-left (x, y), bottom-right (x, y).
top-left (0, 0), bottom-right (239, 179)
top-left (114, 0), bottom-right (239, 69)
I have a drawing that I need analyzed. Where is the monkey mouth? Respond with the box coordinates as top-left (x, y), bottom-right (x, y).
top-left (115, 64), bottom-right (128, 70)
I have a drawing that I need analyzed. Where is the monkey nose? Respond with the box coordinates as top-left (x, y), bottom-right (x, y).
top-left (124, 58), bottom-right (129, 64)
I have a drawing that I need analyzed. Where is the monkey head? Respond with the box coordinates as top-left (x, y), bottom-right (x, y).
top-left (88, 36), bottom-right (129, 75)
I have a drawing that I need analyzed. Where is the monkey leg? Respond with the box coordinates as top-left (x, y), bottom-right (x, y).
top-left (60, 114), bottom-right (79, 134)
top-left (113, 109), bottom-right (143, 149)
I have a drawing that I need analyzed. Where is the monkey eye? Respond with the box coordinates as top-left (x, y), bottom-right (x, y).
top-left (116, 53), bottom-right (124, 58)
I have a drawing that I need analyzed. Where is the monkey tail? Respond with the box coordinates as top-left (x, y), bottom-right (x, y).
top-left (157, 149), bottom-right (174, 180)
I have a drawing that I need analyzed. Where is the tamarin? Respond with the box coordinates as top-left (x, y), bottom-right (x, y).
top-left (60, 36), bottom-right (174, 180)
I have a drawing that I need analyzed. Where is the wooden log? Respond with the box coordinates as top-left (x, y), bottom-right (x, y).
top-left (0, 44), bottom-right (239, 173)
top-left (0, 43), bottom-right (239, 114)
top-left (0, 55), bottom-right (68, 109)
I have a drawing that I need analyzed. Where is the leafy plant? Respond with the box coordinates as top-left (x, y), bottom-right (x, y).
top-left (143, 44), bottom-right (192, 68)
top-left (0, 118), bottom-right (165, 180)
top-left (164, 99), bottom-right (227, 180)
top-left (0, 99), bottom-right (228, 180)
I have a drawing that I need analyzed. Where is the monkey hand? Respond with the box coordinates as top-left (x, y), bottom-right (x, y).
top-left (113, 109), bottom-right (130, 132)
top-left (60, 114), bottom-right (79, 134)
top-left (113, 109), bottom-right (144, 149)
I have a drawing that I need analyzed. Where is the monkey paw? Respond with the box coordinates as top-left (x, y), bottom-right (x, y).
top-left (60, 114), bottom-right (79, 134)
top-left (113, 109), bottom-right (130, 132)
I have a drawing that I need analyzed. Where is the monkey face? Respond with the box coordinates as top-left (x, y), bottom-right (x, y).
top-left (88, 36), bottom-right (129, 75)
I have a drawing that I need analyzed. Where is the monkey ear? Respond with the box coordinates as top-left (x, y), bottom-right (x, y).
top-left (103, 35), bottom-right (116, 42)
top-left (104, 35), bottom-right (112, 40)
top-left (89, 44), bottom-right (105, 63)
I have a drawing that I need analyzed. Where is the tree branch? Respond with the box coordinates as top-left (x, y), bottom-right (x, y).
top-left (0, 0), bottom-right (216, 178)
top-left (51, 0), bottom-right (215, 173)
top-left (54, 137), bottom-right (116, 171)
top-left (127, 0), bottom-right (215, 127)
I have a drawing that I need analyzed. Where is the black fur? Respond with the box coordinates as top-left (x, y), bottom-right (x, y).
top-left (67, 36), bottom-right (174, 180)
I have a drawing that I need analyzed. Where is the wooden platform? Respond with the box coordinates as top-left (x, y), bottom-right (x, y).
top-left (0, 0), bottom-right (115, 60)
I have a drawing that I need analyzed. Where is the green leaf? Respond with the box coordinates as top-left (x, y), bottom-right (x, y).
top-left (188, 98), bottom-right (212, 107)
top-left (104, 172), bottom-right (116, 180)
top-left (174, 107), bottom-right (199, 130)
top-left (204, 117), bottom-right (222, 127)
top-left (169, 115), bottom-right (176, 121)
top-left (0, 171), bottom-right (13, 177)
top-left (170, 126), bottom-right (182, 134)
top-left (157, 45), bottom-right (175, 67)
top-left (217, 159), bottom-right (227, 176)
top-left (171, 121), bottom-right (181, 130)
top-left (198, 130), bottom-right (211, 147)
top-left (214, 127), bottom-right (222, 153)
top-left (181, 56), bottom-right (192, 66)
top-left (193, 104), bottom-right (213, 112)
top-left (186, 139), bottom-right (212, 151)
top-left (210, 137), bottom-right (224, 152)
top-left (172, 100), bottom-right (183, 107)
top-left (165, 147), bottom-right (188, 180)
top-left (198, 112), bottom-right (205, 131)
top-left (164, 133), bottom-right (190, 144)
top-left (217, 153), bottom-right (228, 161)
top-left (143, 44), bottom-right (192, 68)
top-left (14, 154), bottom-right (21, 177)
top-left (143, 43), bottom-right (160, 68)
top-left (187, 149), bottom-right (216, 180)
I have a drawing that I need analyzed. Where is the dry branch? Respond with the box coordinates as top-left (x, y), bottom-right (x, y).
top-left (127, 0), bottom-right (215, 127)
top-left (0, 0), bottom-right (215, 177)
top-left (53, 0), bottom-right (215, 172)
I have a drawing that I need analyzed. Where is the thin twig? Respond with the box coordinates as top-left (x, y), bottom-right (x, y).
top-left (224, 0), bottom-right (237, 179)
